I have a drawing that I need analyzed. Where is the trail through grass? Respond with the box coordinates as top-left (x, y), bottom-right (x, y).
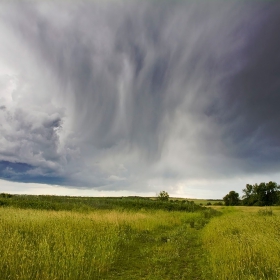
top-left (3, 201), bottom-right (279, 279)
top-left (0, 208), bottom-right (213, 280)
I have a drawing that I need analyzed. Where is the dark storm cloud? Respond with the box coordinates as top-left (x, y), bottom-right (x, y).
top-left (0, 160), bottom-right (66, 184)
top-left (208, 3), bottom-right (280, 170)
top-left (2, 1), bottom-right (241, 155)
top-left (5, 2), bottom-right (175, 154)
top-left (0, 1), bottom-right (280, 194)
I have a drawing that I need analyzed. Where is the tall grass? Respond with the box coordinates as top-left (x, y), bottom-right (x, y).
top-left (0, 207), bottom-right (211, 280)
top-left (202, 208), bottom-right (280, 280)
top-left (0, 209), bottom-right (120, 279)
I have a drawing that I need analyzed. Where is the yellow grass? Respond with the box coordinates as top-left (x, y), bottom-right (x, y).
top-left (202, 207), bottom-right (280, 280)
top-left (0, 208), bottom-right (199, 280)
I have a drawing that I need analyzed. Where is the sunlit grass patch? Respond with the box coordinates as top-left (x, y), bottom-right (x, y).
top-left (0, 208), bottom-right (120, 279)
top-left (202, 209), bottom-right (280, 280)
top-left (0, 207), bottom-right (212, 280)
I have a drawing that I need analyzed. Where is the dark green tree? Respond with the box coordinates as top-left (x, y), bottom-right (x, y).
top-left (242, 182), bottom-right (279, 206)
top-left (242, 184), bottom-right (258, 205)
top-left (223, 191), bottom-right (240, 206)
top-left (157, 191), bottom-right (169, 201)
top-left (265, 181), bottom-right (279, 205)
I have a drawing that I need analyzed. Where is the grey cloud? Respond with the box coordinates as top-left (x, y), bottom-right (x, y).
top-left (0, 1), bottom-right (279, 194)
top-left (3, 2), bottom-right (240, 153)
top-left (209, 3), bottom-right (280, 171)
top-left (0, 107), bottom-right (62, 165)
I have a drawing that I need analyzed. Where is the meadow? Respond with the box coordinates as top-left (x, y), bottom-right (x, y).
top-left (0, 195), bottom-right (280, 279)
top-left (0, 207), bottom-right (212, 279)
top-left (203, 206), bottom-right (280, 280)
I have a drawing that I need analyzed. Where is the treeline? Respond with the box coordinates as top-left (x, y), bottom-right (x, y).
top-left (0, 194), bottom-right (204, 212)
top-left (223, 181), bottom-right (280, 206)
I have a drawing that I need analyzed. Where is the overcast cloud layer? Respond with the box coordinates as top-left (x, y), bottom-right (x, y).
top-left (0, 1), bottom-right (280, 197)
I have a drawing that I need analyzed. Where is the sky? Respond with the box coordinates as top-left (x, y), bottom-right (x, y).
top-left (0, 1), bottom-right (280, 199)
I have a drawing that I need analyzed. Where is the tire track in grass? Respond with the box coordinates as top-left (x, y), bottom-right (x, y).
top-left (104, 222), bottom-right (210, 280)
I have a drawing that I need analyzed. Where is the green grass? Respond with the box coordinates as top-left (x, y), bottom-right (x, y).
top-left (185, 198), bottom-right (224, 206)
top-left (0, 194), bottom-right (203, 212)
top-left (2, 194), bottom-right (279, 280)
top-left (202, 206), bottom-right (280, 280)
top-left (0, 207), bottom-right (216, 280)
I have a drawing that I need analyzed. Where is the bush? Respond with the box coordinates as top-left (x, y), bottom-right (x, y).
top-left (213, 202), bottom-right (223, 206)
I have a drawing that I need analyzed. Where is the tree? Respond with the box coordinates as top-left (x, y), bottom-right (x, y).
top-left (264, 181), bottom-right (279, 205)
top-left (223, 191), bottom-right (240, 206)
top-left (242, 182), bottom-right (279, 206)
top-left (242, 184), bottom-right (257, 205)
top-left (157, 191), bottom-right (169, 201)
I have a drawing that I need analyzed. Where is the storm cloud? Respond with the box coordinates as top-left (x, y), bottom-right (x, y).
top-left (0, 1), bottom-right (280, 197)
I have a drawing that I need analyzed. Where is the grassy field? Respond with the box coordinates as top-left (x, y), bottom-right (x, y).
top-left (1, 195), bottom-right (280, 279)
top-left (0, 204), bottom-right (215, 280)
top-left (167, 198), bottom-right (224, 206)
top-left (202, 206), bottom-right (280, 280)
top-left (187, 198), bottom-right (224, 206)
top-left (0, 194), bottom-right (201, 212)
